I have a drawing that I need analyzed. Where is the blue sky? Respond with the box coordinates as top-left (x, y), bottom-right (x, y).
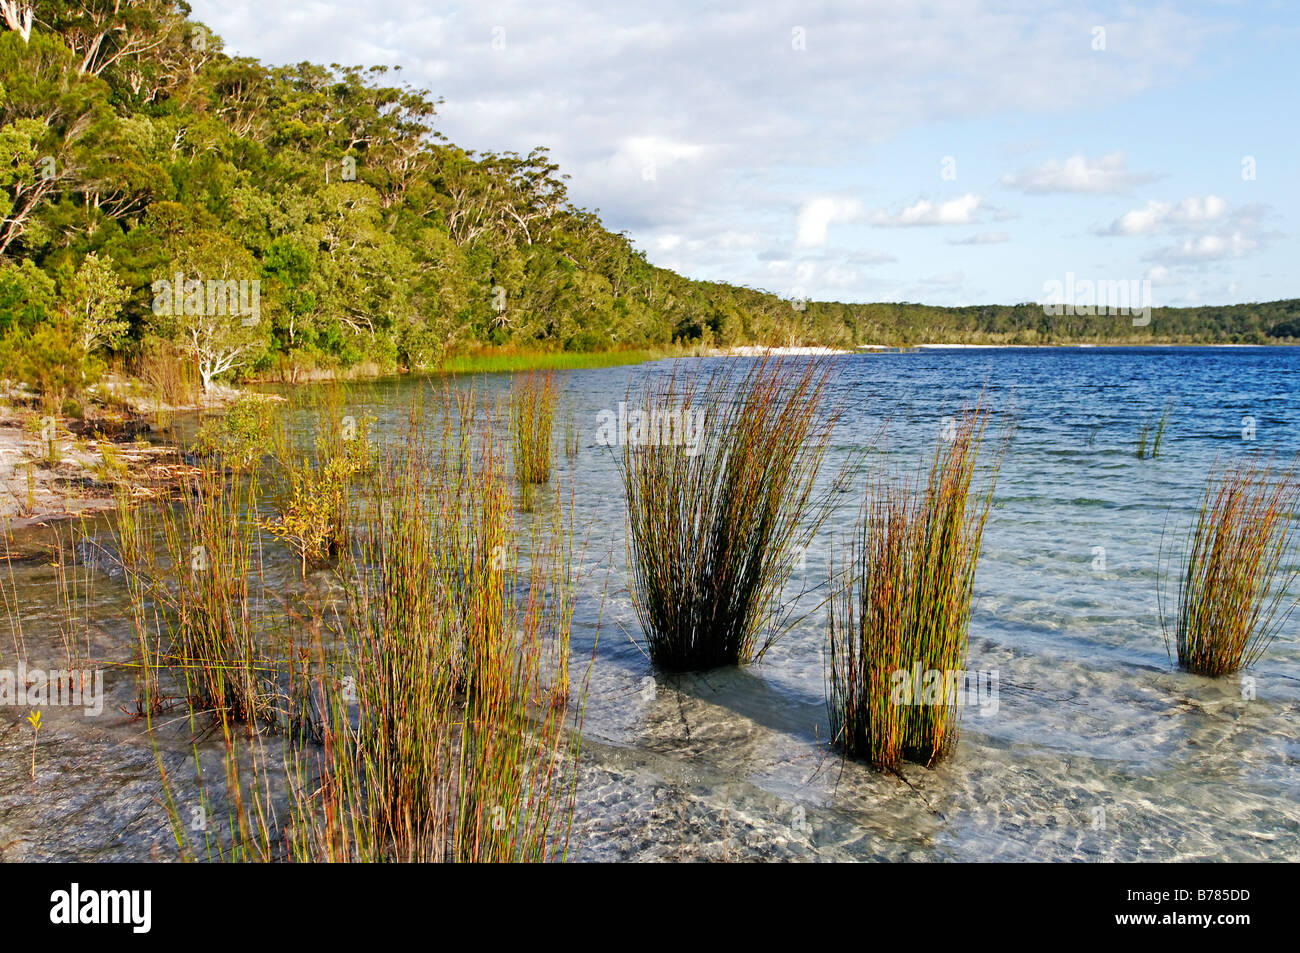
top-left (190, 0), bottom-right (1298, 308)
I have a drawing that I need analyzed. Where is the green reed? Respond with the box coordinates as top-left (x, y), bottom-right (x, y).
top-left (157, 465), bottom-right (278, 724)
top-left (564, 411), bottom-right (579, 459)
top-left (828, 407), bottom-right (996, 768)
top-left (157, 399), bottom-right (583, 862)
top-left (619, 356), bottom-right (840, 670)
top-left (510, 370), bottom-right (559, 486)
top-left (1160, 457), bottom-right (1300, 676)
top-left (1152, 403), bottom-right (1172, 457)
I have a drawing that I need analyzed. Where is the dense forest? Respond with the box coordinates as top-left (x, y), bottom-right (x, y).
top-left (1, 2), bottom-right (1296, 406)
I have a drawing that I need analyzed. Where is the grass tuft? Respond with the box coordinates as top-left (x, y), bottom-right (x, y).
top-left (619, 356), bottom-right (840, 670)
top-left (1160, 457), bottom-right (1300, 676)
top-left (509, 370), bottom-right (559, 486)
top-left (828, 406), bottom-right (997, 768)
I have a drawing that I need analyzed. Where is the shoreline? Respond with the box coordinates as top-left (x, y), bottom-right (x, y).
top-left (0, 379), bottom-right (251, 530)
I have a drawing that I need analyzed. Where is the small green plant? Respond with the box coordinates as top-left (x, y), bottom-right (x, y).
top-left (27, 709), bottom-right (41, 780)
top-left (95, 437), bottom-right (128, 482)
top-left (1160, 458), bottom-right (1300, 676)
top-left (264, 404), bottom-right (373, 575)
top-left (193, 393), bottom-right (276, 468)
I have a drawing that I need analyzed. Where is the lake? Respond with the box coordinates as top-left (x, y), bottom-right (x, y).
top-left (2, 346), bottom-right (1297, 861)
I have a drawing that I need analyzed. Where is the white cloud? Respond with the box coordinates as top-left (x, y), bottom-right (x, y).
top-left (873, 194), bottom-right (981, 227)
top-left (1149, 232), bottom-right (1258, 263)
top-left (948, 231), bottom-right (1010, 245)
top-left (794, 197), bottom-right (865, 247)
top-left (1001, 152), bottom-right (1156, 194)
top-left (1102, 195), bottom-right (1230, 236)
top-left (184, 0), bottom-right (1236, 303)
top-left (846, 249), bottom-right (898, 264)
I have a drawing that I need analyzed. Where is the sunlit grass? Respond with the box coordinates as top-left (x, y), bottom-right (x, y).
top-left (1161, 457), bottom-right (1300, 676)
top-left (439, 347), bottom-right (679, 375)
top-left (509, 370), bottom-right (559, 487)
top-left (619, 356), bottom-right (841, 670)
top-left (828, 406), bottom-right (997, 768)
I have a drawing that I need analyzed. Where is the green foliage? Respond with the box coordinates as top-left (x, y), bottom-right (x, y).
top-left (193, 393), bottom-right (277, 467)
top-left (64, 251), bottom-right (129, 354)
top-left (0, 313), bottom-right (96, 410)
top-left (0, 258), bottom-right (55, 336)
top-left (0, 8), bottom-right (1295, 411)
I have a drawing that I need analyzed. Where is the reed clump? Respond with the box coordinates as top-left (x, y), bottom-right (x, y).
top-left (160, 465), bottom-right (277, 723)
top-left (828, 407), bottom-right (996, 768)
top-left (1161, 457), bottom-right (1300, 676)
top-left (620, 356), bottom-right (839, 671)
top-left (103, 459), bottom-right (278, 725)
top-left (509, 370), bottom-right (559, 486)
top-left (157, 402), bottom-right (582, 862)
top-left (137, 337), bottom-right (200, 408)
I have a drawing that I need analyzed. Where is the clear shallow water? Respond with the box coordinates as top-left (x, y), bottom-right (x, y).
top-left (2, 347), bottom-right (1298, 862)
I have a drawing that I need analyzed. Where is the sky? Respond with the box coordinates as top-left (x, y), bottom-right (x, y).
top-left (189, 0), bottom-right (1299, 309)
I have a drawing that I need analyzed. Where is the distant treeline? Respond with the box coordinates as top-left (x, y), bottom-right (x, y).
top-left (0, 4), bottom-right (1296, 406)
top-left (783, 298), bottom-right (1300, 347)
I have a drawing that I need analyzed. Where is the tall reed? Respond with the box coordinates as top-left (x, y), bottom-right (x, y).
top-left (1137, 403), bottom-right (1172, 459)
top-left (1152, 403), bottom-right (1172, 457)
top-left (1160, 457), bottom-right (1300, 676)
top-left (157, 402), bottom-right (583, 862)
top-left (110, 461), bottom-right (277, 725)
top-left (509, 370), bottom-right (559, 485)
top-left (620, 356), bottom-right (840, 670)
top-left (113, 488), bottom-right (166, 716)
top-left (828, 407), bottom-right (996, 768)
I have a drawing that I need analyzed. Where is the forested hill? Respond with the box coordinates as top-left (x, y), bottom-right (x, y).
top-left (1, 4), bottom-right (1297, 401)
